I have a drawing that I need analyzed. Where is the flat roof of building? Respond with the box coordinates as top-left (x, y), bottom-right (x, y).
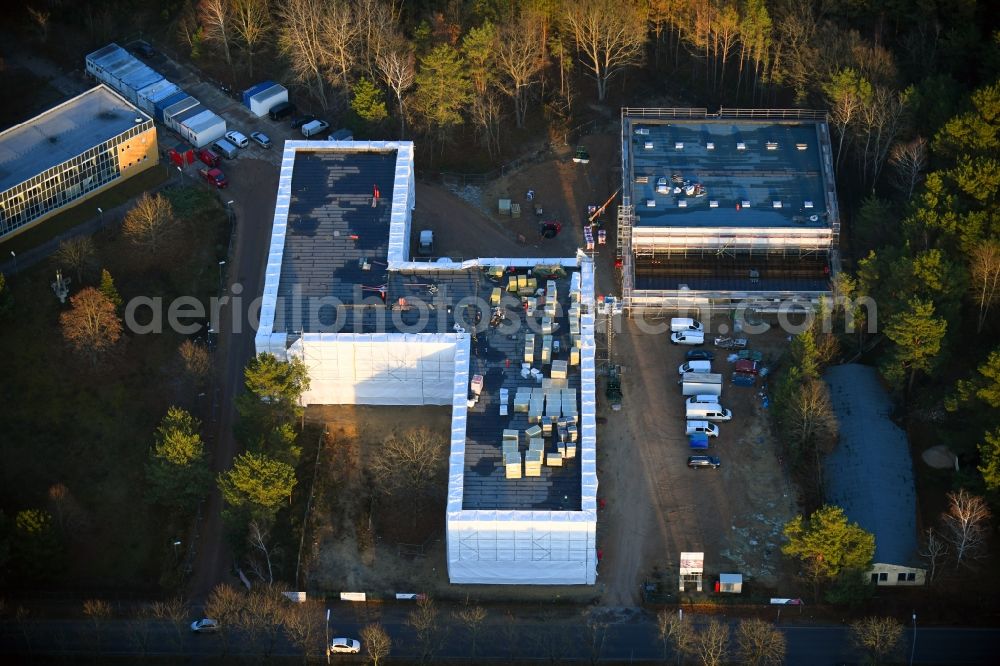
top-left (625, 118), bottom-right (829, 229)
top-left (0, 85), bottom-right (151, 192)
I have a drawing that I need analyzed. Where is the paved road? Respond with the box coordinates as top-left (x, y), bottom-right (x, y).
top-left (2, 606), bottom-right (999, 663)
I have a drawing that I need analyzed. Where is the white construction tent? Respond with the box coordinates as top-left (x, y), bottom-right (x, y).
top-left (255, 140), bottom-right (598, 586)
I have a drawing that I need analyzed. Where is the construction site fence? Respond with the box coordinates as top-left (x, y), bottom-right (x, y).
top-left (426, 118), bottom-right (610, 188)
top-left (622, 107), bottom-right (828, 122)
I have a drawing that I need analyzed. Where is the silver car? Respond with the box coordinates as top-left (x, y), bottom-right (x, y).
top-left (330, 637), bottom-right (361, 654)
top-left (250, 131), bottom-right (271, 149)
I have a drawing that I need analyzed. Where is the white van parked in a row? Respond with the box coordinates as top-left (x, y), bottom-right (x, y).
top-left (686, 420), bottom-right (719, 437)
top-left (671, 330), bottom-right (705, 345)
top-left (686, 402), bottom-right (732, 422)
top-left (678, 360), bottom-right (712, 374)
top-left (670, 317), bottom-right (703, 332)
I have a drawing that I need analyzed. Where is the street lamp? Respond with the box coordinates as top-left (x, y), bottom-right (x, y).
top-left (910, 611), bottom-right (917, 666)
top-left (9, 251), bottom-right (16, 277)
top-left (97, 206), bottom-right (103, 225)
top-left (172, 540), bottom-right (181, 561)
top-left (325, 608), bottom-right (331, 664)
top-left (218, 260), bottom-right (226, 294)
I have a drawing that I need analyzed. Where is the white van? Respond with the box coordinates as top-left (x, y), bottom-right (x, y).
top-left (670, 330), bottom-right (704, 345)
top-left (686, 420), bottom-right (719, 437)
top-left (301, 119), bottom-right (330, 137)
top-left (670, 317), bottom-right (703, 333)
top-left (686, 402), bottom-right (732, 422)
top-left (678, 360), bottom-right (712, 375)
top-left (687, 394), bottom-right (721, 405)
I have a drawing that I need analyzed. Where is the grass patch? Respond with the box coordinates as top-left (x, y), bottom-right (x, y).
top-left (0, 184), bottom-right (226, 591)
top-left (0, 165), bottom-right (170, 256)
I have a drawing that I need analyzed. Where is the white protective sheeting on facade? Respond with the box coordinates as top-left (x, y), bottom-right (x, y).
top-left (631, 226), bottom-right (833, 251)
top-left (445, 258), bottom-right (598, 585)
top-left (289, 333), bottom-right (459, 405)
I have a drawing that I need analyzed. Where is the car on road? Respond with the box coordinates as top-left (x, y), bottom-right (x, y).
top-left (190, 618), bottom-right (219, 633)
top-left (225, 130), bottom-right (249, 148)
top-left (330, 638), bottom-right (361, 654)
top-left (686, 350), bottom-right (715, 361)
top-left (687, 455), bottom-right (721, 469)
top-left (290, 114), bottom-right (315, 129)
top-left (250, 131), bottom-right (271, 149)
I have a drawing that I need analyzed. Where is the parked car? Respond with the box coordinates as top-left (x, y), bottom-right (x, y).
top-left (687, 455), bottom-right (722, 469)
top-left (268, 101), bottom-right (296, 121)
top-left (686, 350), bottom-right (715, 361)
top-left (687, 394), bottom-right (721, 405)
top-left (190, 619), bottom-right (219, 633)
top-left (686, 402), bottom-right (732, 422)
top-left (670, 317), bottom-right (704, 332)
top-left (685, 420), bottom-right (719, 437)
top-left (198, 167), bottom-right (228, 189)
top-left (250, 131), bottom-right (271, 149)
top-left (330, 638), bottom-right (361, 654)
top-left (328, 128), bottom-right (354, 141)
top-left (678, 360), bottom-right (712, 375)
top-left (734, 359), bottom-right (760, 375)
top-left (225, 130), bottom-right (249, 148)
top-left (301, 119), bottom-right (329, 137)
top-left (197, 147), bottom-right (221, 167)
top-left (670, 331), bottom-right (705, 345)
top-left (211, 138), bottom-right (238, 159)
top-left (132, 41), bottom-right (154, 57)
top-left (290, 114), bottom-right (316, 129)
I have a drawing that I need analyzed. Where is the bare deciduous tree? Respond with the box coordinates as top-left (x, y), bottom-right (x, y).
top-left (496, 15), bottom-right (544, 128)
top-left (206, 584), bottom-right (245, 655)
top-left (27, 6), bottom-right (51, 42)
top-left (277, 0), bottom-right (331, 109)
top-left (470, 89), bottom-right (503, 159)
top-left (850, 616), bottom-right (903, 665)
top-left (179, 339), bottom-right (212, 387)
top-left (889, 136), bottom-right (928, 200)
top-left (199, 0), bottom-right (235, 71)
top-left (246, 519), bottom-right (275, 584)
top-left (355, 0), bottom-right (400, 78)
top-left (785, 379), bottom-right (839, 464)
top-left (941, 489), bottom-right (991, 568)
top-left (82, 599), bottom-right (112, 656)
top-left (231, 0), bottom-right (271, 79)
top-left (562, 0), bottom-right (645, 102)
top-left (60, 288), bottom-right (122, 367)
top-left (360, 622), bottom-right (392, 666)
top-left (319, 1), bottom-right (359, 90)
top-left (369, 427), bottom-right (447, 497)
top-left (54, 236), bottom-right (97, 284)
top-left (280, 600), bottom-right (325, 663)
top-left (406, 596), bottom-right (440, 664)
top-left (150, 597), bottom-right (189, 651)
top-left (970, 242), bottom-right (1000, 334)
top-left (692, 618), bottom-right (730, 666)
top-left (455, 604), bottom-right (487, 658)
top-left (656, 609), bottom-right (694, 665)
top-left (918, 527), bottom-right (948, 585)
top-left (736, 618), bottom-right (786, 666)
top-left (376, 35), bottom-right (415, 138)
top-left (122, 192), bottom-right (177, 256)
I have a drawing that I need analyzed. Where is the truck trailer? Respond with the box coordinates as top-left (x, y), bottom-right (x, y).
top-left (680, 372), bottom-right (722, 397)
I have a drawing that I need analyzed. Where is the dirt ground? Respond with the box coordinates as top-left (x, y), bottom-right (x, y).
top-left (303, 133), bottom-right (799, 606)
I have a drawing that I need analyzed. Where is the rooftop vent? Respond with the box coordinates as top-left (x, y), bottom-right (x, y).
top-left (675, 142), bottom-right (684, 150)
top-left (766, 142), bottom-right (778, 150)
top-left (709, 200), bottom-right (719, 208)
top-left (804, 201), bottom-right (814, 209)
top-left (772, 200), bottom-right (782, 208)
top-left (796, 143), bottom-right (808, 150)
top-left (644, 141), bottom-right (653, 150)
top-left (678, 199), bottom-right (687, 207)
top-left (706, 142), bottom-right (715, 150)
top-left (736, 142), bottom-right (746, 151)
top-left (741, 200), bottom-right (751, 208)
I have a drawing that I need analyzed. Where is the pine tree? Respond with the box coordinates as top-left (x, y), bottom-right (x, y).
top-left (351, 77), bottom-right (388, 125)
top-left (146, 407), bottom-right (211, 512)
top-left (217, 451), bottom-right (296, 518)
top-left (98, 269), bottom-right (122, 309)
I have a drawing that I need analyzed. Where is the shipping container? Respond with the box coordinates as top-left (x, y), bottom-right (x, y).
top-left (680, 372), bottom-right (723, 397)
top-left (154, 90), bottom-right (188, 122)
top-left (247, 83), bottom-right (288, 117)
top-left (242, 81), bottom-right (274, 107)
top-left (135, 79), bottom-right (180, 117)
top-left (163, 96), bottom-right (199, 131)
top-left (181, 111), bottom-right (226, 148)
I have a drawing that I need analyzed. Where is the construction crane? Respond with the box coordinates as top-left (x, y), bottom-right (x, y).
top-left (588, 188), bottom-right (621, 225)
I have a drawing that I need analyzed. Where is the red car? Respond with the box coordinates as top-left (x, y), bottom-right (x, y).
top-left (198, 167), bottom-right (228, 189)
top-left (197, 148), bottom-right (221, 167)
top-left (733, 359), bottom-right (759, 375)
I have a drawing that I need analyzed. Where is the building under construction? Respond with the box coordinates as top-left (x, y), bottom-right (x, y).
top-left (618, 108), bottom-right (840, 313)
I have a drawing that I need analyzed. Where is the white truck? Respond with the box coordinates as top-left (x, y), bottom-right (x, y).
top-left (680, 372), bottom-right (722, 397)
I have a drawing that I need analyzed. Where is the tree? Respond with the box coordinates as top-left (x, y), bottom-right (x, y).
top-left (933, 82), bottom-right (1000, 160)
top-left (205, 584), bottom-right (245, 655)
top-left (496, 15), bottom-right (544, 128)
top-left (27, 6), bottom-right (51, 42)
top-left (245, 519), bottom-right (275, 584)
top-left (918, 527), bottom-right (948, 585)
top-left (98, 269), bottom-right (122, 309)
top-left (562, 0), bottom-right (645, 102)
top-left (54, 236), bottom-right (97, 284)
top-left (782, 505), bottom-right (875, 600)
top-left (146, 407), bottom-right (211, 512)
top-left (882, 298), bottom-right (947, 392)
top-left (243, 352), bottom-right (310, 408)
top-left (277, 0), bottom-right (332, 109)
top-left (280, 600), bottom-right (325, 663)
top-left (656, 609), bottom-right (694, 666)
top-left (941, 489), bottom-right (991, 568)
top-left (178, 339), bottom-right (212, 388)
top-left (823, 69), bottom-right (870, 175)
top-left (462, 20), bottom-right (497, 97)
top-left (319, 0), bottom-right (359, 90)
top-left (13, 509), bottom-right (61, 581)
top-left (889, 137), bottom-right (928, 200)
top-left (970, 242), bottom-right (1000, 333)
top-left (736, 618), bottom-right (786, 666)
top-left (360, 623), bottom-right (392, 666)
top-left (218, 451), bottom-right (297, 517)
top-left (691, 618), bottom-right (729, 666)
top-left (150, 597), bottom-right (189, 652)
top-left (351, 77), bottom-right (388, 125)
top-left (412, 44), bottom-right (471, 151)
top-left (376, 34), bottom-right (416, 138)
top-left (199, 0), bottom-right (235, 72)
top-left (59, 287), bottom-right (122, 367)
top-left (849, 616), bottom-right (903, 665)
top-left (82, 599), bottom-right (112, 656)
top-left (784, 379), bottom-right (838, 468)
top-left (231, 0), bottom-right (271, 79)
top-left (0, 272), bottom-right (13, 319)
top-left (369, 427), bottom-right (447, 498)
top-left (406, 596), bottom-right (440, 664)
top-left (455, 604), bottom-right (487, 658)
top-left (122, 192), bottom-right (177, 256)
